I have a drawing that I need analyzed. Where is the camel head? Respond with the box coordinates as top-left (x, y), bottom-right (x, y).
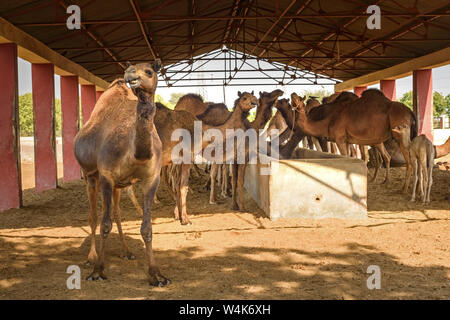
top-left (291, 93), bottom-right (306, 113)
top-left (124, 59), bottom-right (161, 95)
top-left (237, 91), bottom-right (258, 111)
top-left (259, 89), bottom-right (284, 103)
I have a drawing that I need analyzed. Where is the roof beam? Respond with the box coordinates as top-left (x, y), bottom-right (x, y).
top-left (334, 46), bottom-right (450, 91)
top-left (0, 16), bottom-right (109, 90)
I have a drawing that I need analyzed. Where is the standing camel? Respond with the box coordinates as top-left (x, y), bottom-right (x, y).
top-left (290, 89), bottom-right (417, 192)
top-left (410, 135), bottom-right (435, 203)
top-left (74, 61), bottom-right (169, 286)
top-left (206, 90), bottom-right (283, 204)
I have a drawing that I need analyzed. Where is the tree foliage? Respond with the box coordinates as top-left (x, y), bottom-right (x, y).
top-left (399, 91), bottom-right (450, 116)
top-left (19, 93), bottom-right (62, 137)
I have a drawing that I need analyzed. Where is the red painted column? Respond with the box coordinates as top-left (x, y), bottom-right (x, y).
top-left (96, 90), bottom-right (104, 101)
top-left (380, 79), bottom-right (396, 101)
top-left (0, 43), bottom-right (22, 211)
top-left (32, 64), bottom-right (57, 192)
top-left (413, 69), bottom-right (433, 142)
top-left (354, 86), bottom-right (367, 97)
top-left (61, 76), bottom-right (81, 182)
top-left (81, 84), bottom-right (96, 125)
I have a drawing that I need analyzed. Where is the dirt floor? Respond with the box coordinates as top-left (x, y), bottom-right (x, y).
top-left (0, 159), bottom-right (449, 300)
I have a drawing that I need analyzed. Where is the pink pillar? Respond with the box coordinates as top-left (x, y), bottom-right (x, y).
top-left (61, 76), bottom-right (81, 182)
top-left (413, 69), bottom-right (433, 142)
top-left (96, 90), bottom-right (104, 101)
top-left (354, 86), bottom-right (367, 97)
top-left (32, 63), bottom-right (57, 192)
top-left (81, 84), bottom-right (96, 125)
top-left (0, 43), bottom-right (22, 211)
top-left (380, 79), bottom-right (396, 101)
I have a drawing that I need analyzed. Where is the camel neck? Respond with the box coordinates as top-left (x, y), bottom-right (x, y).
top-left (134, 89), bottom-right (156, 160)
top-left (251, 99), bottom-right (272, 130)
top-left (296, 111), bottom-right (329, 138)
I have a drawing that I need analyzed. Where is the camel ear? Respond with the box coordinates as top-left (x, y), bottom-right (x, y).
top-left (238, 91), bottom-right (242, 97)
top-left (153, 58), bottom-right (162, 73)
top-left (251, 90), bottom-right (254, 96)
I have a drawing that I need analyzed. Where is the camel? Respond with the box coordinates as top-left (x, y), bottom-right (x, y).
top-left (435, 136), bottom-right (450, 158)
top-left (196, 91), bottom-right (259, 210)
top-left (409, 135), bottom-right (435, 203)
top-left (193, 90), bottom-right (283, 205)
top-left (74, 60), bottom-right (169, 286)
top-left (290, 89), bottom-right (417, 192)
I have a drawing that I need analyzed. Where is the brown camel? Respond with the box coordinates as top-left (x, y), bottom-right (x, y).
top-left (197, 91), bottom-right (259, 210)
top-left (195, 90), bottom-right (283, 205)
top-left (74, 61), bottom-right (169, 286)
top-left (409, 134), bottom-right (435, 203)
top-left (290, 89), bottom-right (417, 192)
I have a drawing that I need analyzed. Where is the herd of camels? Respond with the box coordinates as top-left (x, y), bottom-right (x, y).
top-left (73, 60), bottom-right (450, 286)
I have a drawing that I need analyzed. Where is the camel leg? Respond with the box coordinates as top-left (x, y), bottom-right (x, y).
top-left (179, 164), bottom-right (192, 225)
top-left (237, 164), bottom-right (247, 211)
top-left (112, 188), bottom-right (135, 260)
top-left (209, 163), bottom-right (218, 204)
top-left (87, 175), bottom-right (113, 281)
top-left (127, 186), bottom-right (143, 216)
top-left (302, 137), bottom-right (308, 148)
top-left (231, 163), bottom-right (239, 210)
top-left (330, 142), bottom-right (339, 154)
top-left (312, 137), bottom-right (322, 152)
top-left (410, 156), bottom-right (418, 202)
top-left (336, 142), bottom-right (348, 156)
top-left (426, 161), bottom-right (433, 204)
top-left (396, 137), bottom-right (413, 194)
top-left (307, 136), bottom-right (314, 150)
top-left (419, 152), bottom-right (428, 203)
top-left (374, 143), bottom-right (391, 184)
top-left (191, 163), bottom-right (202, 177)
top-left (369, 147), bottom-right (382, 183)
top-left (361, 145), bottom-right (369, 165)
top-left (217, 163), bottom-right (222, 185)
top-left (86, 175), bottom-right (99, 266)
top-left (349, 144), bottom-right (357, 158)
top-left (141, 175), bottom-right (170, 287)
top-left (221, 164), bottom-right (229, 198)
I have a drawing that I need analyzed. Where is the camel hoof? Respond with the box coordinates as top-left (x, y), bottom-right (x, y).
top-left (232, 204), bottom-right (239, 211)
top-left (86, 272), bottom-right (107, 281)
top-left (124, 253), bottom-right (136, 260)
top-left (209, 201), bottom-right (218, 205)
top-left (149, 277), bottom-right (171, 287)
top-left (180, 220), bottom-right (192, 226)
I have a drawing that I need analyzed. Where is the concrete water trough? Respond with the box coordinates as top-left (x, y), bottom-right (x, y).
top-left (244, 148), bottom-right (368, 220)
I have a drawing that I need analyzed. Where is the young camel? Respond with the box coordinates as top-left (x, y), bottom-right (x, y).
top-left (206, 90), bottom-right (284, 204)
top-left (409, 135), bottom-right (435, 204)
top-left (74, 60), bottom-right (169, 286)
top-left (290, 90), bottom-right (417, 192)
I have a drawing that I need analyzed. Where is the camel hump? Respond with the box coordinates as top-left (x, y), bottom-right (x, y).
top-left (361, 88), bottom-right (388, 99)
top-left (333, 91), bottom-right (358, 104)
top-left (174, 93), bottom-right (207, 115)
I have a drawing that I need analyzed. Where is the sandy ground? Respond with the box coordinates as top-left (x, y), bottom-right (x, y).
top-left (0, 156), bottom-right (449, 300)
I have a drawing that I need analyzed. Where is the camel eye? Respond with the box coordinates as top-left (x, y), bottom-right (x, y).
top-left (145, 70), bottom-right (153, 76)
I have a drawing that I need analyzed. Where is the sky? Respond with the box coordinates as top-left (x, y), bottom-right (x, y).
top-left (17, 57), bottom-right (450, 104)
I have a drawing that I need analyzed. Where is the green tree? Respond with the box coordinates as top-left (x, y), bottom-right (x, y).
top-left (19, 93), bottom-right (63, 137)
top-left (433, 91), bottom-right (446, 116)
top-left (400, 91), bottom-right (450, 116)
top-left (19, 93), bottom-right (34, 136)
top-left (399, 91), bottom-right (413, 110)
